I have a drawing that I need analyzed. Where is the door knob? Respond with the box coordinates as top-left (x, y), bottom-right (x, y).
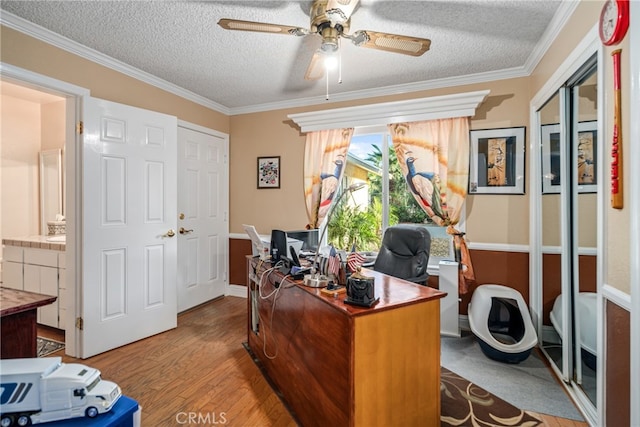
top-left (163, 229), bottom-right (176, 238)
top-left (179, 227), bottom-right (194, 234)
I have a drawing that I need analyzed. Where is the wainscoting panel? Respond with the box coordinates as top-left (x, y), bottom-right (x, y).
top-left (230, 238), bottom-right (252, 286)
top-left (460, 250), bottom-right (529, 315)
top-left (605, 296), bottom-right (630, 427)
top-left (228, 239), bottom-right (532, 316)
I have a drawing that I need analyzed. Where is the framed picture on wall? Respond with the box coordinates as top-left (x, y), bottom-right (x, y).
top-left (541, 121), bottom-right (597, 194)
top-left (468, 126), bottom-right (526, 194)
top-left (257, 156), bottom-right (280, 189)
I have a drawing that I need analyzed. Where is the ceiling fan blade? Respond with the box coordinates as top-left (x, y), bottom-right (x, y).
top-left (304, 51), bottom-right (325, 81)
top-left (326, 0), bottom-right (360, 24)
top-left (352, 30), bottom-right (431, 56)
top-left (217, 19), bottom-right (308, 36)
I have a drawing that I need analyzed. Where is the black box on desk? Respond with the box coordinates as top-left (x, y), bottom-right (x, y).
top-left (345, 276), bottom-right (378, 307)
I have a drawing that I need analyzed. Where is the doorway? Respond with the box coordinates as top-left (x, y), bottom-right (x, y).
top-left (0, 79), bottom-right (74, 349)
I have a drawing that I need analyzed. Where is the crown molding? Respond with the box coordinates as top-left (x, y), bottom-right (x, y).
top-left (0, 11), bottom-right (231, 115)
top-left (230, 67), bottom-right (527, 115)
top-left (288, 90), bottom-right (489, 132)
top-left (523, 0), bottom-right (579, 74)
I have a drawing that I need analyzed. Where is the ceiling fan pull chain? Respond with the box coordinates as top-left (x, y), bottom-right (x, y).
top-left (338, 39), bottom-right (343, 84)
top-left (326, 71), bottom-right (330, 100)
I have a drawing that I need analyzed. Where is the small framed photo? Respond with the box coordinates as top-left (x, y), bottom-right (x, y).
top-left (257, 156), bottom-right (280, 189)
top-left (469, 126), bottom-right (526, 194)
top-left (541, 121), bottom-right (597, 194)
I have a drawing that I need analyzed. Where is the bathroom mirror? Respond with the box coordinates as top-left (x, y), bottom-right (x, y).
top-left (40, 149), bottom-right (63, 235)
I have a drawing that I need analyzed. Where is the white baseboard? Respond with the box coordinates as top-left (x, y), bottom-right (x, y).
top-left (226, 284), bottom-right (247, 298)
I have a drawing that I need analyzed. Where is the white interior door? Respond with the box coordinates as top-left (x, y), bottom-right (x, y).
top-left (177, 126), bottom-right (228, 312)
top-left (81, 97), bottom-right (177, 358)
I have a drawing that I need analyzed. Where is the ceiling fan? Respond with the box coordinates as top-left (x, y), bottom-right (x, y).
top-left (218, 0), bottom-right (431, 81)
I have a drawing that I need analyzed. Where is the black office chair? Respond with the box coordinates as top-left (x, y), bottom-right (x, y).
top-left (373, 224), bottom-right (431, 285)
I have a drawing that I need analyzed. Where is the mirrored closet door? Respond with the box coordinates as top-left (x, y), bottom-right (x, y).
top-left (537, 54), bottom-right (598, 416)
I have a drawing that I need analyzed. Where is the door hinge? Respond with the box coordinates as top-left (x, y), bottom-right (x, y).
top-left (76, 121), bottom-right (84, 134)
top-left (75, 317), bottom-right (84, 330)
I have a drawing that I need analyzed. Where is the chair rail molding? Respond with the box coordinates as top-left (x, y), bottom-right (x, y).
top-left (288, 90), bottom-right (490, 133)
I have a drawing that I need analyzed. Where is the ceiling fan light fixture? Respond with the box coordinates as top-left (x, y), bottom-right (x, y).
top-left (319, 26), bottom-right (339, 53)
top-left (321, 39), bottom-right (339, 53)
top-left (323, 54), bottom-right (339, 70)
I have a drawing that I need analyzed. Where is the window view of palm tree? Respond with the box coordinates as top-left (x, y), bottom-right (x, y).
top-left (327, 133), bottom-right (433, 252)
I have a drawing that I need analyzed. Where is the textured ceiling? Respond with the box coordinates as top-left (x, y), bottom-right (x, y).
top-left (1, 1), bottom-right (566, 113)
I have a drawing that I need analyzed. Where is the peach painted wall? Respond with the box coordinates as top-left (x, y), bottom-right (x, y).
top-left (41, 100), bottom-right (65, 151)
top-left (230, 77), bottom-right (532, 246)
top-left (0, 95), bottom-right (42, 248)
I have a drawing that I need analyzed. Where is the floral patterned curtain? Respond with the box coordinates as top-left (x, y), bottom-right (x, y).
top-left (304, 128), bottom-right (354, 228)
top-left (388, 118), bottom-right (476, 294)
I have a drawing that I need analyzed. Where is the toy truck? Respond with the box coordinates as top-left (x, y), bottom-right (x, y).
top-left (0, 357), bottom-right (121, 426)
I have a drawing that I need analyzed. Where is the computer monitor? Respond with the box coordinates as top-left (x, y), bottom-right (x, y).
top-left (286, 229), bottom-right (319, 252)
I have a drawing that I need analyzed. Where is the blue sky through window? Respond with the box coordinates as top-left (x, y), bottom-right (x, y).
top-left (349, 133), bottom-right (383, 164)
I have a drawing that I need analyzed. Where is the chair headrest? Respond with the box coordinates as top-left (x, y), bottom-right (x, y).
top-left (381, 224), bottom-right (431, 256)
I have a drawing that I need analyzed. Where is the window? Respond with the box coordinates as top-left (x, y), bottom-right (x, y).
top-left (289, 91), bottom-right (482, 267)
top-left (327, 128), bottom-right (460, 264)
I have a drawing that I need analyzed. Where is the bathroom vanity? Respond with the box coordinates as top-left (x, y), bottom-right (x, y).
top-left (2, 236), bottom-right (66, 329)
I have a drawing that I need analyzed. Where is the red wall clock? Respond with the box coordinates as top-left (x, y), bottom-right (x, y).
top-left (599, 0), bottom-right (630, 46)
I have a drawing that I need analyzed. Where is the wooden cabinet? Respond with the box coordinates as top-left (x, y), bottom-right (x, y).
top-left (247, 257), bottom-right (445, 427)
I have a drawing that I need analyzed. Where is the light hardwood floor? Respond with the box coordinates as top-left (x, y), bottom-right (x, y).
top-left (41, 296), bottom-right (587, 427)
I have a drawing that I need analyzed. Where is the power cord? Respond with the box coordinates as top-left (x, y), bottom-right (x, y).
top-left (255, 260), bottom-right (292, 360)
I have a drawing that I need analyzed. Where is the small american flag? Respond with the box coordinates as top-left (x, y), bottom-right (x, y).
top-left (347, 251), bottom-right (366, 273)
top-left (328, 246), bottom-right (341, 277)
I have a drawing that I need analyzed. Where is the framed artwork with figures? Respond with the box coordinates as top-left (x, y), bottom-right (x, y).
top-left (541, 121), bottom-right (597, 194)
top-left (468, 127), bottom-right (526, 195)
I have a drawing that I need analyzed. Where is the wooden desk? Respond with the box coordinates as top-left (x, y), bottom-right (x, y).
top-left (246, 257), bottom-right (446, 427)
top-left (0, 287), bottom-right (57, 358)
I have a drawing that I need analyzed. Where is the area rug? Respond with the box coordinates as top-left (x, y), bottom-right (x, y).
top-left (37, 337), bottom-right (65, 357)
top-left (243, 343), bottom-right (543, 426)
top-left (441, 367), bottom-right (542, 426)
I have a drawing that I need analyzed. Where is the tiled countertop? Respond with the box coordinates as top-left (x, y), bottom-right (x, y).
top-left (2, 235), bottom-right (66, 251)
